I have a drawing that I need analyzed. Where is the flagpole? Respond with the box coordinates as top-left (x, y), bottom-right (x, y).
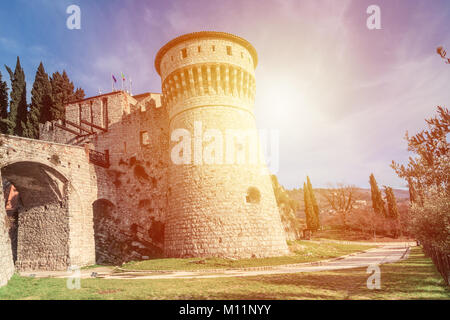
top-left (130, 78), bottom-right (132, 96)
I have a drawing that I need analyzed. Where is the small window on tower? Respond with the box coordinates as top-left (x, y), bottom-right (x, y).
top-left (227, 46), bottom-right (232, 56)
top-left (181, 48), bottom-right (187, 58)
top-left (246, 187), bottom-right (261, 204)
top-left (197, 46), bottom-right (201, 53)
top-left (212, 45), bottom-right (216, 51)
top-left (140, 131), bottom-right (150, 146)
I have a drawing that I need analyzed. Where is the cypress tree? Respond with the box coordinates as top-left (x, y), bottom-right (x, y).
top-left (29, 62), bottom-right (53, 138)
top-left (5, 57), bottom-right (28, 137)
top-left (74, 87), bottom-right (85, 101)
top-left (50, 71), bottom-right (65, 120)
top-left (0, 71), bottom-right (10, 134)
top-left (306, 176), bottom-right (320, 230)
top-left (303, 182), bottom-right (316, 231)
top-left (50, 70), bottom-right (85, 121)
top-left (369, 173), bottom-right (386, 216)
top-left (384, 186), bottom-right (399, 219)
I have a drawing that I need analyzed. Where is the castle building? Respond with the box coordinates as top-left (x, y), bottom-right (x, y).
top-left (0, 32), bottom-right (289, 283)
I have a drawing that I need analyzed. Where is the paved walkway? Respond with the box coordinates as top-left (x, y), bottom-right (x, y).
top-left (20, 244), bottom-right (412, 280)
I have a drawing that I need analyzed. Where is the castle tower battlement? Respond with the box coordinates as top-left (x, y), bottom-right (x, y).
top-left (156, 32), bottom-right (289, 258)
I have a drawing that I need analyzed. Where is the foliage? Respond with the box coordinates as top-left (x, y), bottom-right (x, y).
top-left (369, 173), bottom-right (386, 216)
top-left (323, 184), bottom-right (356, 228)
top-left (271, 175), bottom-right (299, 212)
top-left (391, 106), bottom-right (449, 251)
top-left (5, 57), bottom-right (28, 137)
top-left (50, 70), bottom-right (85, 121)
top-left (270, 175), bottom-right (303, 238)
top-left (436, 46), bottom-right (450, 64)
top-left (408, 189), bottom-right (449, 252)
top-left (0, 71), bottom-right (9, 134)
top-left (391, 106), bottom-right (449, 197)
top-left (384, 186), bottom-right (399, 220)
top-left (303, 182), bottom-right (317, 230)
top-left (1, 58), bottom-right (85, 138)
top-left (306, 176), bottom-right (320, 229)
top-left (29, 62), bottom-right (53, 138)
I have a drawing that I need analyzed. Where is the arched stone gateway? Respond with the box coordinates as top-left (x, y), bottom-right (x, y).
top-left (0, 134), bottom-right (96, 286)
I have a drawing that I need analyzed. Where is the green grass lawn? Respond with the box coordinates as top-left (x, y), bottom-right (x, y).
top-left (0, 246), bottom-right (448, 300)
top-left (120, 240), bottom-right (374, 271)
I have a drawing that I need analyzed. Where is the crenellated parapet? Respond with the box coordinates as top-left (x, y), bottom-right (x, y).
top-left (155, 31), bottom-right (258, 120)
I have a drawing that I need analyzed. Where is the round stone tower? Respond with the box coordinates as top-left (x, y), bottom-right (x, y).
top-left (155, 31), bottom-right (289, 258)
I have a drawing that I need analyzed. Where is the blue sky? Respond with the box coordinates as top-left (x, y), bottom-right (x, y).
top-left (0, 0), bottom-right (449, 189)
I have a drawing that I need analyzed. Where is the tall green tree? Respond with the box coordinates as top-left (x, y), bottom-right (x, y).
top-left (29, 62), bottom-right (53, 138)
top-left (303, 182), bottom-right (317, 231)
top-left (392, 106), bottom-right (449, 253)
top-left (384, 186), bottom-right (399, 219)
top-left (50, 70), bottom-right (85, 121)
top-left (74, 87), bottom-right (85, 101)
top-left (0, 71), bottom-right (10, 134)
top-left (306, 176), bottom-right (320, 230)
top-left (369, 173), bottom-right (386, 217)
top-left (5, 57), bottom-right (28, 136)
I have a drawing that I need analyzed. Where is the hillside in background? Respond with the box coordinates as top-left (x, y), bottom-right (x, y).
top-left (286, 187), bottom-right (409, 214)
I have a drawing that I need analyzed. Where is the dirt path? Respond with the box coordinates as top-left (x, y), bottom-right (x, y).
top-left (20, 244), bottom-right (412, 280)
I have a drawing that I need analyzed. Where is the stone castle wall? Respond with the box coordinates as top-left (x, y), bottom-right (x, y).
top-left (38, 91), bottom-right (170, 264)
top-left (89, 93), bottom-right (170, 263)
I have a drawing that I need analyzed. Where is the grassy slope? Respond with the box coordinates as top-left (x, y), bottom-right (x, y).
top-left (120, 241), bottom-right (374, 271)
top-left (0, 247), bottom-right (448, 300)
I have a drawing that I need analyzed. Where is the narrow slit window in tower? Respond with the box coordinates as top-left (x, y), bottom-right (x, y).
top-left (181, 48), bottom-right (187, 58)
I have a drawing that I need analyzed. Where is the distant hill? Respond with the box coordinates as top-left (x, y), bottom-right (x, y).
top-left (286, 187), bottom-right (409, 214)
